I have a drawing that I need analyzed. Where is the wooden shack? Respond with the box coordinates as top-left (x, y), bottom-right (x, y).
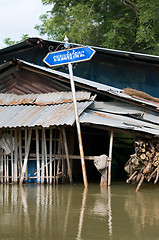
top-left (1, 42), bottom-right (159, 190)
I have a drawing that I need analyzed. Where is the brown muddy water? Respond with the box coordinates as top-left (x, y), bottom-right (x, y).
top-left (0, 183), bottom-right (159, 240)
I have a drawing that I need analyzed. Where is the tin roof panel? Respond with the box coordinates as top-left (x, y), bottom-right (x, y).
top-left (0, 91), bottom-right (91, 106)
top-left (0, 101), bottom-right (92, 128)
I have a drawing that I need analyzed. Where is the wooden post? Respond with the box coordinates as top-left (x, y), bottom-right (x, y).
top-left (53, 129), bottom-right (57, 184)
top-left (4, 154), bottom-right (6, 183)
top-left (60, 129), bottom-right (67, 183)
top-left (49, 128), bottom-right (52, 184)
top-left (108, 187), bottom-right (112, 236)
top-left (19, 129), bottom-right (32, 184)
top-left (108, 130), bottom-right (114, 186)
top-left (0, 155), bottom-right (3, 183)
top-left (10, 129), bottom-right (14, 183)
top-left (56, 136), bottom-right (61, 184)
top-left (62, 128), bottom-right (73, 184)
top-left (14, 128), bottom-right (18, 183)
top-left (6, 155), bottom-right (9, 183)
top-left (100, 168), bottom-right (108, 186)
top-left (43, 128), bottom-right (49, 184)
top-left (19, 128), bottom-right (23, 173)
top-left (41, 129), bottom-right (45, 184)
top-left (68, 62), bottom-right (88, 188)
top-left (36, 128), bottom-right (40, 184)
top-left (25, 129), bottom-right (28, 182)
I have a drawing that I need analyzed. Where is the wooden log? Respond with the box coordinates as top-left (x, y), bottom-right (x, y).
top-left (136, 172), bottom-right (142, 182)
top-left (126, 170), bottom-right (138, 184)
top-left (154, 166), bottom-right (159, 184)
top-left (35, 128), bottom-right (40, 184)
top-left (49, 128), bottom-right (52, 184)
top-left (148, 168), bottom-right (157, 182)
top-left (100, 168), bottom-right (108, 186)
top-left (19, 129), bottom-right (32, 184)
top-left (108, 130), bottom-right (114, 186)
top-left (62, 128), bottom-right (73, 184)
top-left (140, 153), bottom-right (146, 160)
top-left (136, 174), bottom-right (144, 192)
top-left (143, 162), bottom-right (152, 174)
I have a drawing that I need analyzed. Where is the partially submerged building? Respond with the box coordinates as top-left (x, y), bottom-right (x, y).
top-left (0, 39), bottom-right (159, 186)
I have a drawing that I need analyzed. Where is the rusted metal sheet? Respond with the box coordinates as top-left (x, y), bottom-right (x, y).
top-left (17, 60), bottom-right (159, 111)
top-left (80, 101), bottom-right (159, 136)
top-left (0, 100), bottom-right (92, 128)
top-left (0, 91), bottom-right (91, 106)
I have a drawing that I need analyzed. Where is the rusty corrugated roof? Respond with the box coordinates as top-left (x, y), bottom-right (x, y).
top-left (0, 91), bottom-right (94, 128)
top-left (80, 101), bottom-right (159, 136)
top-left (0, 101), bottom-right (92, 128)
top-left (0, 91), bottom-right (91, 106)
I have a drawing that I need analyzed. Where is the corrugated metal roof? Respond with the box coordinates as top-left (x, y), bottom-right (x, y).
top-left (80, 101), bottom-right (159, 136)
top-left (16, 60), bottom-right (159, 111)
top-left (0, 91), bottom-right (91, 106)
top-left (1, 37), bottom-right (159, 64)
top-left (0, 101), bottom-right (92, 128)
top-left (80, 109), bottom-right (159, 136)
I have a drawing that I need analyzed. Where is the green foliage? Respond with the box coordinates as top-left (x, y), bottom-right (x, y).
top-left (35, 0), bottom-right (159, 55)
top-left (4, 34), bottom-right (29, 47)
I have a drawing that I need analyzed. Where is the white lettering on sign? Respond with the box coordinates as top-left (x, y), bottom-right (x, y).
top-left (53, 50), bottom-right (85, 62)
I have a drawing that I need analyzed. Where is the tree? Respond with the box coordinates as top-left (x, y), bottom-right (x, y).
top-left (35, 0), bottom-right (159, 55)
top-left (4, 34), bottom-right (29, 47)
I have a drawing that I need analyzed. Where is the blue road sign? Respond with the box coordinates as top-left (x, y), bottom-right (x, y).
top-left (43, 46), bottom-right (96, 67)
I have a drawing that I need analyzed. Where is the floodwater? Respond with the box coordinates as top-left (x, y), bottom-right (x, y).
top-left (0, 183), bottom-right (159, 240)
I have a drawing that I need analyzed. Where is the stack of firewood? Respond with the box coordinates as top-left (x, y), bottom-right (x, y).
top-left (125, 138), bottom-right (159, 192)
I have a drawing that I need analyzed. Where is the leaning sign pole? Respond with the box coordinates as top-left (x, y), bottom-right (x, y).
top-left (43, 36), bottom-right (96, 188)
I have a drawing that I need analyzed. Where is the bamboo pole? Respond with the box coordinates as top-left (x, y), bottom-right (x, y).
top-left (33, 154), bottom-right (97, 176)
top-left (4, 154), bottom-right (6, 183)
top-left (19, 128), bottom-right (23, 172)
top-left (43, 128), bottom-right (49, 184)
top-left (25, 128), bottom-right (28, 182)
top-left (60, 129), bottom-right (67, 183)
top-left (10, 129), bottom-right (14, 183)
top-left (19, 129), bottom-right (32, 184)
top-left (6, 155), bottom-right (9, 183)
top-left (62, 128), bottom-right (73, 184)
top-left (41, 129), bottom-right (45, 184)
top-left (49, 128), bottom-right (52, 184)
top-left (108, 130), bottom-right (114, 186)
top-left (68, 62), bottom-right (88, 188)
top-left (0, 155), bottom-right (3, 183)
top-left (14, 128), bottom-right (18, 183)
top-left (53, 129), bottom-right (57, 184)
top-left (108, 187), bottom-right (112, 236)
top-left (36, 128), bottom-right (40, 184)
top-left (56, 133), bottom-right (61, 184)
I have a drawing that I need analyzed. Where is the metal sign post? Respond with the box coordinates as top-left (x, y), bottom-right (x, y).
top-left (43, 36), bottom-right (96, 188)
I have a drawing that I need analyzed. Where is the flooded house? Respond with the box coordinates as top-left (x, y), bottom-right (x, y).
top-left (0, 39), bottom-right (159, 190)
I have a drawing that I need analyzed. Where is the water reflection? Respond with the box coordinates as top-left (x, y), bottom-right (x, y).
top-left (0, 184), bottom-right (159, 240)
top-left (76, 188), bottom-right (88, 240)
